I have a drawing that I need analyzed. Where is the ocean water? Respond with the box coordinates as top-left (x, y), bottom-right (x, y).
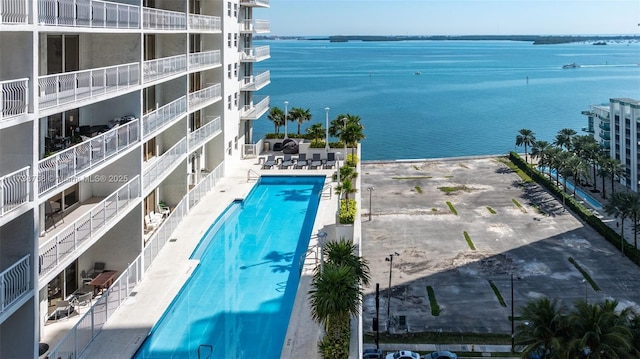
top-left (253, 40), bottom-right (640, 160)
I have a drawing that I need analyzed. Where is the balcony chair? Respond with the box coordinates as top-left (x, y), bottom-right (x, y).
top-left (47, 300), bottom-right (74, 321)
top-left (309, 153), bottom-right (322, 169)
top-left (324, 152), bottom-right (336, 169)
top-left (293, 153), bottom-right (308, 169)
top-left (280, 154), bottom-right (293, 169)
top-left (262, 155), bottom-right (276, 169)
top-left (44, 201), bottom-right (64, 228)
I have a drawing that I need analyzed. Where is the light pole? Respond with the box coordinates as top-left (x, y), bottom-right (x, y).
top-left (335, 152), bottom-right (342, 217)
top-left (511, 272), bottom-right (515, 353)
top-left (385, 252), bottom-right (400, 333)
top-left (284, 101), bottom-right (289, 139)
top-left (318, 231), bottom-right (327, 272)
top-left (324, 107), bottom-right (330, 152)
top-left (582, 279), bottom-right (588, 302)
top-left (367, 187), bottom-right (374, 221)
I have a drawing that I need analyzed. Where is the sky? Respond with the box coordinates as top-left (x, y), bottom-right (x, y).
top-left (263, 0), bottom-right (640, 36)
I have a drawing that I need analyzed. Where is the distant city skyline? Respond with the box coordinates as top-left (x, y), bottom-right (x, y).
top-left (264, 0), bottom-right (640, 36)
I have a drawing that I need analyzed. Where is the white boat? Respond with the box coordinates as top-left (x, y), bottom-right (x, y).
top-left (562, 63), bottom-right (579, 69)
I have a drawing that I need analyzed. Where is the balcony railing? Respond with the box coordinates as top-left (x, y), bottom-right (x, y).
top-left (1, 78), bottom-right (28, 121)
top-left (188, 116), bottom-right (221, 150)
top-left (142, 96), bottom-right (187, 139)
top-left (240, 45), bottom-right (270, 62)
top-left (0, 254), bottom-right (30, 316)
top-left (143, 7), bottom-right (186, 30)
top-left (0, 166), bottom-right (30, 217)
top-left (241, 70), bottom-right (270, 91)
top-left (188, 13), bottom-right (220, 31)
top-left (0, 0), bottom-right (28, 23)
top-left (240, 19), bottom-right (270, 33)
top-left (188, 50), bottom-right (221, 72)
top-left (38, 119), bottom-right (140, 195)
top-left (143, 137), bottom-right (187, 189)
top-left (188, 83), bottom-right (221, 110)
top-left (38, 175), bottom-right (141, 278)
top-left (240, 0), bottom-right (269, 7)
top-left (143, 54), bottom-right (187, 83)
top-left (241, 95), bottom-right (270, 120)
top-left (38, 62), bottom-right (140, 111)
top-left (38, 0), bottom-right (140, 28)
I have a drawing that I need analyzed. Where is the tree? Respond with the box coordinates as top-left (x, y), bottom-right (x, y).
top-left (329, 114), bottom-right (365, 156)
top-left (604, 191), bottom-right (631, 256)
top-left (323, 238), bottom-right (370, 287)
top-left (566, 156), bottom-right (590, 197)
top-left (306, 123), bottom-right (325, 145)
top-left (336, 178), bottom-right (357, 210)
top-left (267, 107), bottom-right (286, 135)
top-left (605, 159), bottom-right (625, 197)
top-left (289, 107), bottom-right (312, 135)
top-left (516, 297), bottom-right (569, 359)
top-left (554, 128), bottom-right (577, 151)
top-left (516, 128), bottom-right (536, 163)
top-left (531, 140), bottom-right (552, 170)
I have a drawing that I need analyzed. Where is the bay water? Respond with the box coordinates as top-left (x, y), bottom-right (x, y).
top-left (253, 40), bottom-right (640, 160)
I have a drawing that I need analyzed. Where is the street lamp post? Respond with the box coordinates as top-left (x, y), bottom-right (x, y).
top-left (324, 107), bottom-right (330, 151)
top-left (385, 252), bottom-right (400, 333)
top-left (284, 101), bottom-right (289, 139)
top-left (342, 117), bottom-right (348, 158)
top-left (335, 152), bottom-right (342, 217)
top-left (582, 279), bottom-right (588, 302)
top-left (511, 272), bottom-right (515, 353)
top-left (367, 187), bottom-right (374, 221)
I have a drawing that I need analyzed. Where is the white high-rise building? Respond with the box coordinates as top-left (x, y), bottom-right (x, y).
top-left (0, 1), bottom-right (269, 357)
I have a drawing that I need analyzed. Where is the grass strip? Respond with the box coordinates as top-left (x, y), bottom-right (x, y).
top-left (363, 331), bottom-right (511, 345)
top-left (488, 280), bottom-right (507, 307)
top-left (487, 206), bottom-right (497, 214)
top-left (568, 257), bottom-right (601, 291)
top-left (391, 176), bottom-right (432, 180)
top-left (438, 185), bottom-right (473, 194)
top-left (426, 286), bottom-right (441, 316)
top-left (498, 158), bottom-right (533, 183)
top-left (512, 198), bottom-right (527, 213)
top-left (463, 231), bottom-right (476, 250)
top-left (414, 186), bottom-right (423, 193)
top-left (446, 201), bottom-right (458, 215)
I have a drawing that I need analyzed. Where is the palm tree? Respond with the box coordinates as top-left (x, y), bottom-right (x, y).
top-left (516, 128), bottom-right (536, 163)
top-left (516, 297), bottom-right (568, 359)
top-left (604, 191), bottom-right (631, 256)
top-left (336, 178), bottom-right (357, 210)
top-left (306, 123), bottom-right (325, 145)
top-left (267, 107), bottom-right (286, 135)
top-left (606, 159), bottom-right (625, 197)
top-left (289, 107), bottom-right (312, 135)
top-left (531, 140), bottom-right (552, 170)
top-left (323, 238), bottom-right (370, 287)
top-left (554, 128), bottom-right (577, 151)
top-left (567, 156), bottom-right (590, 197)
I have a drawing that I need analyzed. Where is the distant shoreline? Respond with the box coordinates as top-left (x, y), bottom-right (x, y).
top-left (255, 34), bottom-right (640, 45)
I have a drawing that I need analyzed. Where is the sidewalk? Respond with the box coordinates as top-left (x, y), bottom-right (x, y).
top-left (378, 343), bottom-right (518, 357)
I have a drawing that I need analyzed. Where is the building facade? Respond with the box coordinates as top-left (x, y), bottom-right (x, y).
top-left (0, 0), bottom-right (269, 357)
top-left (583, 98), bottom-right (640, 191)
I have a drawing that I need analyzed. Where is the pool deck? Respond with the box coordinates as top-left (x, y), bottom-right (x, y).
top-left (79, 156), bottom-right (333, 359)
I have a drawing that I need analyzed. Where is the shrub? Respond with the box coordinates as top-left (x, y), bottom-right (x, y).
top-left (309, 140), bottom-right (326, 148)
top-left (339, 199), bottom-right (357, 224)
top-left (318, 319), bottom-right (350, 359)
top-left (346, 153), bottom-right (358, 167)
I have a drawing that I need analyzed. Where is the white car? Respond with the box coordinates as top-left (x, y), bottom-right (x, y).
top-left (385, 350), bottom-right (420, 359)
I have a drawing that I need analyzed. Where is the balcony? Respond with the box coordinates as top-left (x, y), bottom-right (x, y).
top-left (143, 7), bottom-right (186, 30)
top-left (38, 119), bottom-right (140, 195)
top-left (0, 255), bottom-right (30, 317)
top-left (188, 83), bottom-right (221, 112)
top-left (240, 19), bottom-right (270, 34)
top-left (0, 166), bottom-right (30, 217)
top-left (241, 70), bottom-right (270, 91)
top-left (599, 131), bottom-right (610, 140)
top-left (143, 54), bottom-right (187, 83)
top-left (0, 0), bottom-right (28, 23)
top-left (38, 62), bottom-right (140, 111)
top-left (142, 96), bottom-right (187, 139)
top-left (240, 45), bottom-right (270, 62)
top-left (240, 0), bottom-right (269, 7)
top-left (188, 50), bottom-right (221, 72)
top-left (38, 175), bottom-right (141, 279)
top-left (188, 13), bottom-right (220, 32)
top-left (38, 0), bottom-right (140, 28)
top-left (241, 95), bottom-right (269, 120)
top-left (143, 137), bottom-right (187, 189)
top-left (188, 116), bottom-right (221, 150)
top-left (598, 122), bottom-right (610, 131)
top-left (0, 78), bottom-right (28, 122)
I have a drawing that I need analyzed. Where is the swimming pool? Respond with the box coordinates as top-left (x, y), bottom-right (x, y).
top-left (133, 176), bottom-right (326, 358)
top-left (539, 168), bottom-right (603, 210)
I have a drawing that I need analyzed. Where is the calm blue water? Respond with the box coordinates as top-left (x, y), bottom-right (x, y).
top-left (133, 176), bottom-right (325, 359)
top-left (253, 40), bottom-right (640, 160)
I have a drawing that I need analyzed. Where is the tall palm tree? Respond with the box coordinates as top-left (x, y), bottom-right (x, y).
top-left (516, 297), bottom-right (568, 359)
top-left (554, 128), bottom-right (577, 151)
top-left (323, 238), bottom-right (370, 287)
top-left (267, 107), bottom-right (285, 135)
top-left (516, 128), bottom-right (536, 163)
top-left (531, 140), bottom-right (552, 170)
top-left (607, 159), bottom-right (625, 197)
top-left (604, 191), bottom-right (631, 256)
top-left (306, 123), bottom-right (325, 145)
top-left (545, 146), bottom-right (564, 181)
top-left (566, 156), bottom-right (590, 197)
top-left (288, 107), bottom-right (312, 135)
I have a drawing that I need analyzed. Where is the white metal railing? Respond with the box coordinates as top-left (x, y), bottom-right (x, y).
top-left (188, 116), bottom-right (221, 150)
top-left (240, 0), bottom-right (269, 7)
top-left (38, 175), bottom-right (141, 278)
top-left (143, 137), bottom-right (187, 189)
top-left (0, 166), bottom-right (30, 216)
top-left (241, 70), bottom-right (270, 91)
top-left (243, 143), bottom-right (258, 158)
top-left (38, 62), bottom-right (140, 110)
top-left (0, 0), bottom-right (28, 23)
top-left (188, 83), bottom-right (221, 110)
top-left (188, 163), bottom-right (223, 209)
top-left (143, 54), bottom-right (187, 83)
top-left (143, 195), bottom-right (188, 270)
top-left (38, 119), bottom-right (140, 195)
top-left (142, 96), bottom-right (187, 139)
top-left (143, 7), bottom-right (186, 30)
top-left (188, 13), bottom-right (220, 31)
top-left (0, 254), bottom-right (30, 315)
top-left (188, 50), bottom-right (221, 72)
top-left (1, 78), bottom-right (28, 120)
top-left (240, 19), bottom-right (269, 33)
top-left (241, 95), bottom-right (270, 119)
top-left (38, 0), bottom-right (140, 28)
top-left (241, 45), bottom-right (270, 62)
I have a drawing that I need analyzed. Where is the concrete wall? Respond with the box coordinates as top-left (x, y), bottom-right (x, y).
top-left (0, 297), bottom-right (36, 359)
top-left (0, 32), bottom-right (32, 79)
top-left (0, 122), bottom-right (32, 174)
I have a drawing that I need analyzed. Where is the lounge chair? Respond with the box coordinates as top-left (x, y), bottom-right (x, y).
top-left (310, 153), bottom-right (322, 169)
top-left (48, 300), bottom-right (74, 321)
top-left (72, 292), bottom-right (93, 307)
top-left (324, 152), bottom-right (336, 169)
top-left (280, 154), bottom-right (293, 168)
top-left (88, 262), bottom-right (106, 278)
top-left (262, 155), bottom-right (276, 169)
top-left (294, 153), bottom-right (307, 169)
top-left (44, 201), bottom-right (64, 228)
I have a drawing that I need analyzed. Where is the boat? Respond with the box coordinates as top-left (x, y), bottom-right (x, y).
top-left (414, 71), bottom-right (421, 75)
top-left (562, 63), bottom-right (579, 69)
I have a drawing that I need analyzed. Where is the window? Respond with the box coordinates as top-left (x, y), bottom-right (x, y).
top-left (234, 92), bottom-right (238, 107)
top-left (227, 64), bottom-right (232, 79)
top-left (227, 33), bottom-right (232, 48)
top-left (233, 33), bottom-right (238, 48)
top-left (227, 95), bottom-right (232, 110)
top-left (233, 3), bottom-right (238, 17)
top-left (227, 2), bottom-right (231, 16)
top-left (233, 63), bottom-right (238, 78)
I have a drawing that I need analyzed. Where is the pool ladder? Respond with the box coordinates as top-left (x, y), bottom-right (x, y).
top-left (321, 184), bottom-right (332, 198)
top-left (247, 169), bottom-right (260, 182)
top-left (198, 344), bottom-right (213, 359)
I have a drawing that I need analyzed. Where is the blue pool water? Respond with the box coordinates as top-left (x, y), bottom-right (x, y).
top-left (133, 176), bottom-right (326, 359)
top-left (541, 168), bottom-right (603, 210)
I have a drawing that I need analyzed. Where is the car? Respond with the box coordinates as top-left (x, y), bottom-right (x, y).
top-left (363, 348), bottom-right (383, 359)
top-left (385, 350), bottom-right (420, 359)
top-left (424, 351), bottom-right (458, 359)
